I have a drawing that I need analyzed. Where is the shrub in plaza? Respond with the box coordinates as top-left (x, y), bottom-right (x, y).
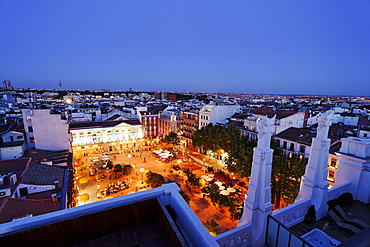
top-left (203, 219), bottom-right (219, 236)
top-left (146, 171), bottom-right (165, 188)
top-left (172, 164), bottom-right (181, 171)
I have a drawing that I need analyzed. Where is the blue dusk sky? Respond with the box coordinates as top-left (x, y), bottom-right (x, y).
top-left (0, 1), bottom-right (369, 96)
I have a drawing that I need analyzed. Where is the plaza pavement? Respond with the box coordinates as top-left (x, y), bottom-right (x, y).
top-left (74, 144), bottom-right (242, 234)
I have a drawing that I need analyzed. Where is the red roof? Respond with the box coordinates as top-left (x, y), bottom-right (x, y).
top-left (0, 158), bottom-right (30, 173)
top-left (0, 198), bottom-right (60, 224)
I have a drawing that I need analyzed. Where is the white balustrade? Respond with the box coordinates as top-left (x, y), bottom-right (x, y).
top-left (327, 182), bottom-right (351, 201)
top-left (272, 198), bottom-right (311, 228)
top-left (214, 223), bottom-right (251, 247)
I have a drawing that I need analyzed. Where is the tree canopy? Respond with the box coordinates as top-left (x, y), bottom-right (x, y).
top-left (192, 124), bottom-right (256, 177)
top-left (192, 124), bottom-right (307, 207)
top-left (271, 140), bottom-right (307, 208)
top-left (146, 171), bottom-right (165, 188)
top-left (164, 132), bottom-right (180, 145)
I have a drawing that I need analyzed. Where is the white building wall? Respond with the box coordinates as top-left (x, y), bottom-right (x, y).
top-left (199, 104), bottom-right (241, 128)
top-left (307, 115), bottom-right (317, 126)
top-left (0, 143), bottom-right (26, 160)
top-left (199, 112), bottom-right (210, 128)
top-left (275, 112), bottom-right (306, 134)
top-left (70, 122), bottom-right (143, 146)
top-left (23, 109), bottom-right (71, 151)
top-left (359, 129), bottom-right (370, 138)
top-left (1, 132), bottom-right (24, 143)
top-left (335, 137), bottom-right (370, 203)
top-left (209, 105), bottom-right (241, 125)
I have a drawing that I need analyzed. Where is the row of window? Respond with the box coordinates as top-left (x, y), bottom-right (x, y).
top-left (281, 141), bottom-right (306, 153)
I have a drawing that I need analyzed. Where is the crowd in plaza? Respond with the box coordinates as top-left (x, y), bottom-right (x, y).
top-left (99, 179), bottom-right (131, 196)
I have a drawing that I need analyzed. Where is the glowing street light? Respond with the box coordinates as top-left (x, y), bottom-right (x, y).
top-left (139, 168), bottom-right (145, 184)
top-left (128, 154), bottom-right (132, 165)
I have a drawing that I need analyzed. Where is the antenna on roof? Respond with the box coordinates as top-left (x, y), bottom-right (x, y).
top-left (59, 80), bottom-right (62, 90)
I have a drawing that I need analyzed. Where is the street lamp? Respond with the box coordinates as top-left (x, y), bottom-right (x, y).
top-left (139, 168), bottom-right (145, 184)
top-left (177, 160), bottom-right (182, 167)
top-left (128, 154), bottom-right (132, 165)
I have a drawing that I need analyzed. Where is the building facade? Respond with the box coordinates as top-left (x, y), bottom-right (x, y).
top-left (22, 109), bottom-right (71, 151)
top-left (70, 120), bottom-right (143, 148)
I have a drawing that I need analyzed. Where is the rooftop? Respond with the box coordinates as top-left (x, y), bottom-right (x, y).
top-left (20, 162), bottom-right (65, 185)
top-left (289, 200), bottom-right (370, 244)
top-left (69, 119), bottom-right (141, 130)
top-left (0, 158), bottom-right (30, 173)
top-left (0, 184), bottom-right (215, 247)
top-left (0, 198), bottom-right (60, 224)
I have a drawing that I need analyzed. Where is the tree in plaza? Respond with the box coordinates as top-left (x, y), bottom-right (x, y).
top-left (281, 153), bottom-right (307, 204)
top-left (271, 140), bottom-right (308, 208)
top-left (192, 124), bottom-right (256, 177)
top-left (146, 171), bottom-right (165, 188)
top-left (228, 197), bottom-right (243, 220)
top-left (203, 219), bottom-right (219, 236)
top-left (113, 164), bottom-right (123, 173)
top-left (183, 168), bottom-right (200, 187)
top-left (122, 164), bottom-right (134, 175)
top-left (106, 160), bottom-right (114, 170)
top-left (201, 181), bottom-right (221, 203)
top-left (164, 132), bottom-right (180, 146)
top-left (225, 135), bottom-right (256, 178)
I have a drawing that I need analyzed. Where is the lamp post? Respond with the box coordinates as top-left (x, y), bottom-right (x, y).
top-left (139, 168), bottom-right (145, 184)
top-left (128, 154), bottom-right (132, 165)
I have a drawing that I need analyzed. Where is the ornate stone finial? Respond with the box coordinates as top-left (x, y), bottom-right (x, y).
top-left (316, 110), bottom-right (334, 139)
top-left (256, 115), bottom-right (275, 149)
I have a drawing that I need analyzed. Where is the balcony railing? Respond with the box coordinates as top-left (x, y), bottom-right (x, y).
top-left (272, 198), bottom-right (311, 228)
top-left (214, 182), bottom-right (353, 246)
top-left (214, 223), bottom-right (251, 247)
top-left (327, 181), bottom-right (351, 201)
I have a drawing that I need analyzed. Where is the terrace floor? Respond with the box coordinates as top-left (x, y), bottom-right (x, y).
top-left (72, 220), bottom-right (172, 247)
top-left (289, 200), bottom-right (370, 244)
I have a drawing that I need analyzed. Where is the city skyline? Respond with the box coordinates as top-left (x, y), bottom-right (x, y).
top-left (1, 1), bottom-right (369, 96)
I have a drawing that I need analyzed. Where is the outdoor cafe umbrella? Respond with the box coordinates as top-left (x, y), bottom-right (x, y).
top-left (79, 178), bottom-right (88, 188)
top-left (79, 193), bottom-right (90, 204)
top-left (227, 187), bottom-right (236, 193)
top-left (220, 190), bottom-right (230, 196)
top-left (219, 186), bottom-right (225, 190)
top-left (215, 181), bottom-right (223, 186)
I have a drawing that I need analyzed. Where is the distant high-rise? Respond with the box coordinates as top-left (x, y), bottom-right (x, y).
top-left (3, 80), bottom-right (13, 90)
top-left (154, 91), bottom-right (176, 102)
